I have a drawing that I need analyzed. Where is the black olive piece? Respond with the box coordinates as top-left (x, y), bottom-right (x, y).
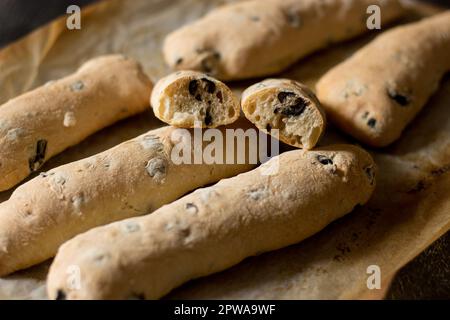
top-left (387, 88), bottom-right (410, 106)
top-left (55, 289), bottom-right (66, 300)
top-left (175, 57), bottom-right (183, 65)
top-left (180, 228), bottom-right (191, 238)
top-left (201, 78), bottom-right (216, 94)
top-left (285, 11), bottom-right (301, 28)
top-left (201, 59), bottom-right (212, 73)
top-left (29, 139), bottom-right (48, 172)
top-left (367, 118), bottom-right (377, 128)
top-left (216, 91), bottom-right (223, 103)
top-left (186, 203), bottom-right (196, 209)
top-left (317, 155), bottom-right (333, 165)
top-left (281, 97), bottom-right (309, 117)
top-left (277, 91), bottom-right (296, 103)
top-left (188, 80), bottom-right (198, 96)
top-left (204, 109), bottom-right (213, 126)
top-left (195, 94), bottom-right (202, 102)
top-left (200, 52), bottom-right (221, 74)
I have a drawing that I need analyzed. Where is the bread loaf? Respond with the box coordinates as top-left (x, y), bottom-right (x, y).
top-left (0, 125), bottom-right (256, 276)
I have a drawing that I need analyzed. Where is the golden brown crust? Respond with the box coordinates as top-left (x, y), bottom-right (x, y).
top-left (151, 71), bottom-right (239, 128)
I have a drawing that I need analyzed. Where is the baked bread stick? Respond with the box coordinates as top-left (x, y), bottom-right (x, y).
top-left (317, 12), bottom-right (450, 147)
top-left (47, 144), bottom-right (376, 300)
top-left (0, 55), bottom-right (153, 191)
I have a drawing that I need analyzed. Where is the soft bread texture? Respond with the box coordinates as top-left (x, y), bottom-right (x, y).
top-left (163, 0), bottom-right (404, 80)
top-left (0, 55), bottom-right (153, 191)
top-left (316, 12), bottom-right (450, 147)
top-left (0, 125), bottom-right (256, 276)
top-left (151, 71), bottom-right (239, 128)
top-left (47, 144), bottom-right (376, 300)
top-left (242, 79), bottom-right (326, 149)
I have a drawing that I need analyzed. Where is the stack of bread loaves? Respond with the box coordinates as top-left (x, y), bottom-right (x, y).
top-left (6, 0), bottom-right (448, 300)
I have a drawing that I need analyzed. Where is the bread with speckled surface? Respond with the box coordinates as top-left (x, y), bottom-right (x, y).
top-left (47, 144), bottom-right (376, 299)
top-left (0, 55), bottom-right (153, 191)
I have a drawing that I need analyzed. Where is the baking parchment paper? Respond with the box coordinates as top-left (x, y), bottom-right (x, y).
top-left (0, 0), bottom-right (448, 299)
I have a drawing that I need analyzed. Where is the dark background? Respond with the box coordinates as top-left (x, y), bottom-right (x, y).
top-left (0, 0), bottom-right (449, 299)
